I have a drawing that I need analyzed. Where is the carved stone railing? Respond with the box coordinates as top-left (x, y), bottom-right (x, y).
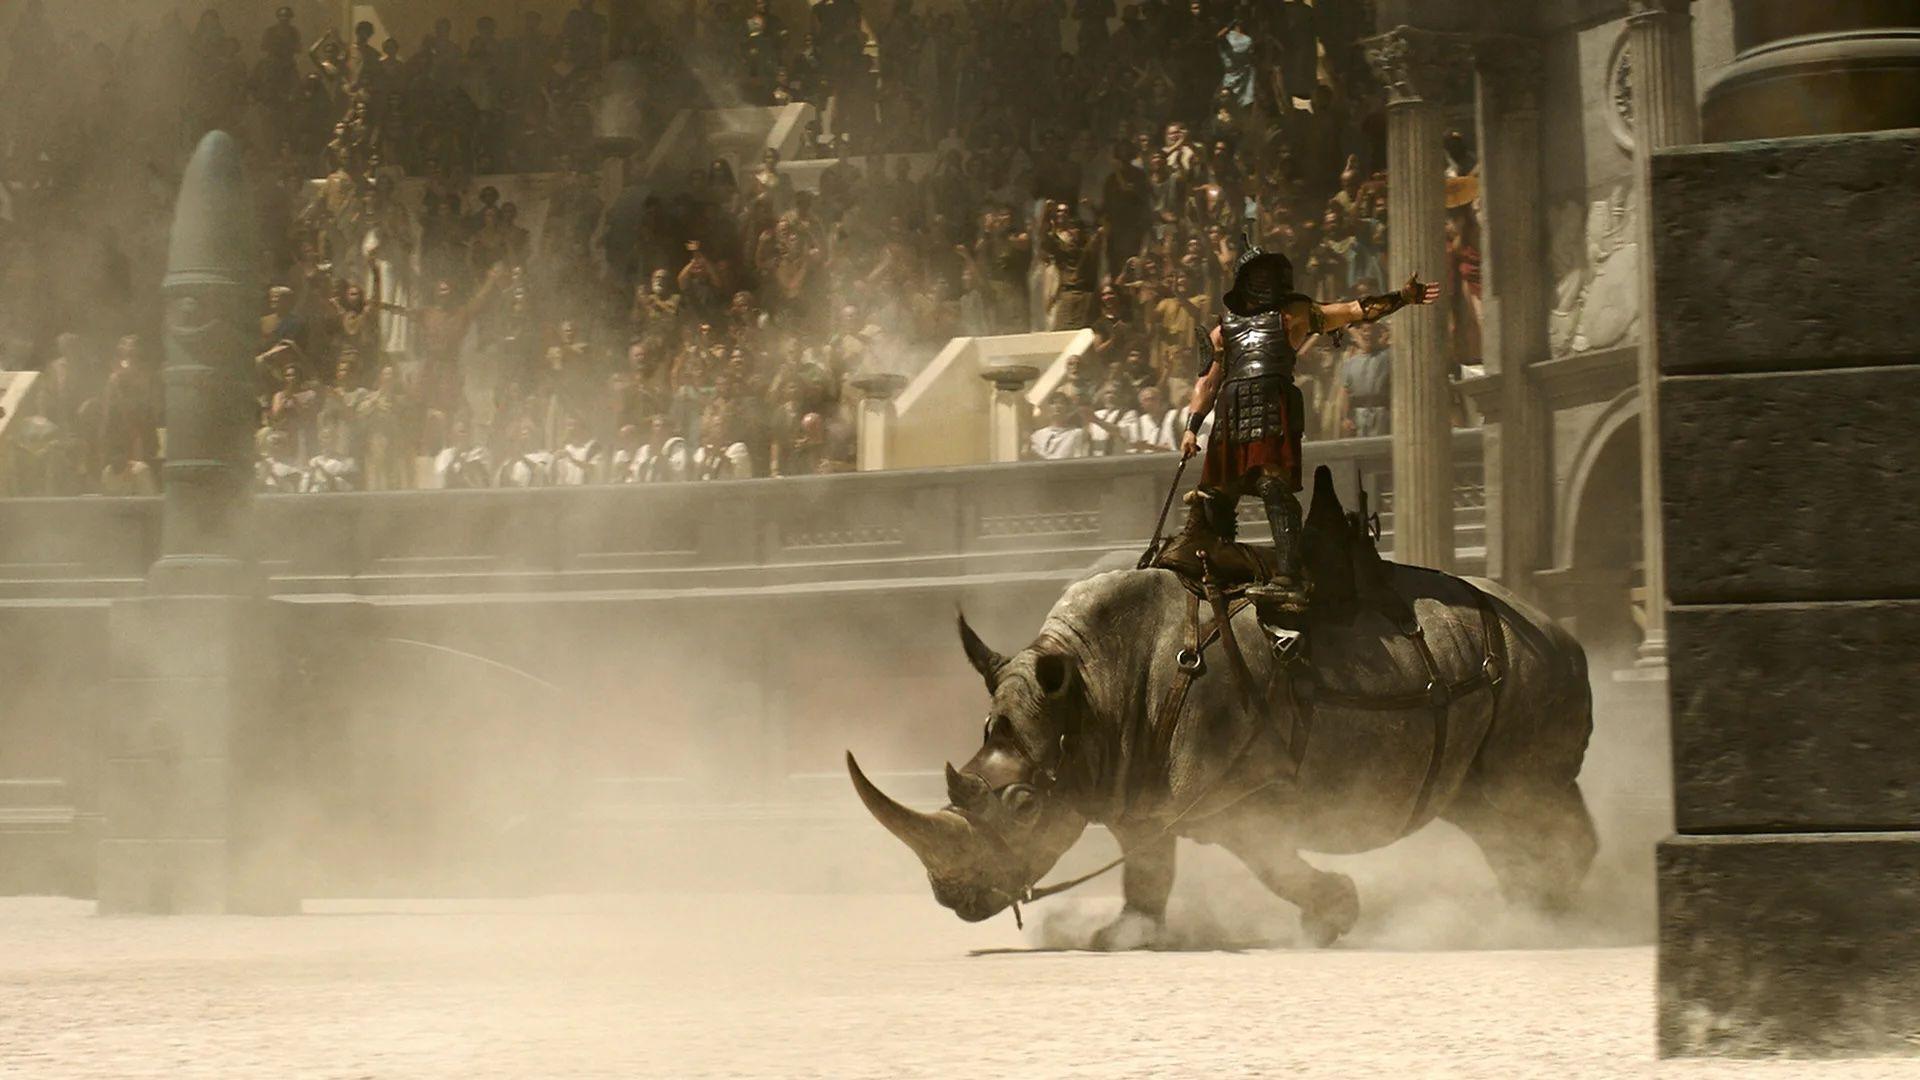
top-left (0, 431), bottom-right (1484, 600)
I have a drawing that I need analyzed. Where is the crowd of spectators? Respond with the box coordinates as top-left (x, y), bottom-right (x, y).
top-left (1, 0), bottom-right (1484, 497)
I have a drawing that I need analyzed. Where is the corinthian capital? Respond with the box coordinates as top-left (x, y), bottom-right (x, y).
top-left (1363, 26), bottom-right (1474, 108)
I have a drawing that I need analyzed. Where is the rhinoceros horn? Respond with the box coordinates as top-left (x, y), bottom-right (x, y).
top-left (847, 752), bottom-right (978, 871)
top-left (956, 611), bottom-right (1008, 691)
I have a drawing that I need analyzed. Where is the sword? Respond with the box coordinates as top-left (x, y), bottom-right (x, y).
top-left (1139, 323), bottom-right (1217, 570)
top-left (1136, 452), bottom-right (1191, 570)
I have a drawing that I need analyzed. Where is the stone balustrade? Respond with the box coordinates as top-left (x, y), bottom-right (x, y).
top-left (0, 432), bottom-right (1485, 602)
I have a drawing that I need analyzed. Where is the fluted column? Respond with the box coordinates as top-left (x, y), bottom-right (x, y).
top-left (1629, 0), bottom-right (1699, 668)
top-left (1364, 27), bottom-right (1472, 572)
top-left (1475, 40), bottom-right (1551, 596)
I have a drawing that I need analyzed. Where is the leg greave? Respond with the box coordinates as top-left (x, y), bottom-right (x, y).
top-left (1258, 474), bottom-right (1303, 582)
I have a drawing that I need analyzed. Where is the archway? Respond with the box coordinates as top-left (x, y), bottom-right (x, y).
top-left (1552, 390), bottom-right (1644, 673)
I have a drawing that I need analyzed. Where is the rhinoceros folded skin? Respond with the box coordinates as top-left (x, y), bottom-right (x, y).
top-left (850, 561), bottom-right (1597, 944)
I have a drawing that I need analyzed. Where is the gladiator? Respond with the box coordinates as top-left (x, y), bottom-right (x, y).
top-left (1178, 241), bottom-right (1439, 618)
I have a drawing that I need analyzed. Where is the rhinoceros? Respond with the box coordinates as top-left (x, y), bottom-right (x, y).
top-left (847, 561), bottom-right (1596, 948)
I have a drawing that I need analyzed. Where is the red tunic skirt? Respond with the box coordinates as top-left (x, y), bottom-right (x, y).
top-left (1200, 392), bottom-right (1302, 494)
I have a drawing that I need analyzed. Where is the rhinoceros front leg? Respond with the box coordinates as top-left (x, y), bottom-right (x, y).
top-left (1090, 831), bottom-right (1174, 951)
top-left (1214, 823), bottom-right (1359, 947)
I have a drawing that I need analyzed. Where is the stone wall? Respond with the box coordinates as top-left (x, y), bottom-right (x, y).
top-left (1653, 128), bottom-right (1920, 1056)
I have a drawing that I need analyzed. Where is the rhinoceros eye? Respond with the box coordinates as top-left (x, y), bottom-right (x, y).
top-left (984, 714), bottom-right (1015, 745)
top-left (1002, 785), bottom-right (1040, 826)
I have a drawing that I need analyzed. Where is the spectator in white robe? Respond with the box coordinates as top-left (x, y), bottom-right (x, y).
top-left (551, 415), bottom-right (603, 485)
top-left (1120, 384), bottom-right (1176, 452)
top-left (1029, 392), bottom-right (1091, 460)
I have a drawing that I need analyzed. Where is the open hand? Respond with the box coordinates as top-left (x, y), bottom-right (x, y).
top-left (1405, 275), bottom-right (1442, 305)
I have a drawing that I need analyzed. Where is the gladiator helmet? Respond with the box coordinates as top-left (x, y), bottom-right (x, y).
top-left (1223, 232), bottom-right (1295, 316)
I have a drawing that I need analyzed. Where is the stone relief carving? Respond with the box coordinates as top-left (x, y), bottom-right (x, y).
top-left (782, 521), bottom-right (905, 549)
top-left (1606, 30), bottom-right (1637, 154)
top-left (1548, 182), bottom-right (1639, 358)
top-left (978, 510), bottom-right (1099, 538)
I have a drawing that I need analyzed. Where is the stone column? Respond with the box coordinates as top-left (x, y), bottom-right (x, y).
top-left (148, 137), bottom-right (263, 597)
top-left (981, 365), bottom-right (1040, 464)
top-left (1363, 27), bottom-right (1472, 572)
top-left (851, 373), bottom-right (908, 472)
top-left (101, 133), bottom-right (290, 916)
top-left (1627, 0), bottom-right (1700, 669)
top-left (1473, 40), bottom-right (1551, 597)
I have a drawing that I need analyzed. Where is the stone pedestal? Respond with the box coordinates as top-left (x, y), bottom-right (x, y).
top-left (1363, 27), bottom-right (1471, 572)
top-left (101, 596), bottom-right (292, 915)
top-left (1473, 41), bottom-right (1550, 596)
top-left (852, 373), bottom-right (908, 472)
top-left (1652, 129), bottom-right (1920, 1056)
top-left (981, 365), bottom-right (1040, 464)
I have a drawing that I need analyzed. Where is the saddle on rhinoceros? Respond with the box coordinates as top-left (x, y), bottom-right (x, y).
top-left (1149, 465), bottom-right (1417, 635)
top-left (1127, 465), bottom-right (1511, 828)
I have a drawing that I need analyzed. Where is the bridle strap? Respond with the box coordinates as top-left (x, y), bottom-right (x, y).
top-left (1023, 854), bottom-right (1126, 904)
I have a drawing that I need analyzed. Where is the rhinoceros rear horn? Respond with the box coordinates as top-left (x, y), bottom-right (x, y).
top-left (956, 611), bottom-right (1008, 692)
top-left (945, 762), bottom-right (990, 809)
top-left (847, 752), bottom-right (978, 872)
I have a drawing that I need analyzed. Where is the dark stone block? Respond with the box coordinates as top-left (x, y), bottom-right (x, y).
top-left (1669, 601), bottom-right (1920, 831)
top-left (1659, 832), bottom-right (1920, 1057)
top-left (1653, 130), bottom-right (1920, 375)
top-left (1660, 364), bottom-right (1920, 604)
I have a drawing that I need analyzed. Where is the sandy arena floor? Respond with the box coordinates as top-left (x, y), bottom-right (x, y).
top-left (2, 888), bottom-right (1917, 1080)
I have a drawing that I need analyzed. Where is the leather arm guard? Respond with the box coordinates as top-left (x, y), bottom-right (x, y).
top-left (1356, 287), bottom-right (1414, 323)
top-left (1194, 321), bottom-right (1217, 379)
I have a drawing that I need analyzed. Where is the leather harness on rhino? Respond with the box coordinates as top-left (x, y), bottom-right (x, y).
top-left (1015, 465), bottom-right (1511, 911)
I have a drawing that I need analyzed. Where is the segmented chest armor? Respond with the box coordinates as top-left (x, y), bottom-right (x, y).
top-left (1220, 311), bottom-right (1297, 443)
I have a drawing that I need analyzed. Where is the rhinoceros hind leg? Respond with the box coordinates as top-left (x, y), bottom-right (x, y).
top-left (1443, 778), bottom-right (1597, 913)
top-left (1214, 824), bottom-right (1360, 947)
top-left (1298, 871), bottom-right (1359, 947)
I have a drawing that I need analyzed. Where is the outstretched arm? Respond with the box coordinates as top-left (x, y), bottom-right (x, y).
top-left (1309, 274), bottom-right (1441, 338)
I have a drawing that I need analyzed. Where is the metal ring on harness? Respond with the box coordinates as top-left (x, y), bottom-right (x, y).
top-left (1426, 679), bottom-right (1449, 708)
top-left (1482, 654), bottom-right (1504, 687)
top-left (1176, 647), bottom-right (1203, 673)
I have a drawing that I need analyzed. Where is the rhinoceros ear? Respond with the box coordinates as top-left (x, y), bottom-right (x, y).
top-left (956, 611), bottom-right (1008, 692)
top-left (1032, 652), bottom-right (1077, 699)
